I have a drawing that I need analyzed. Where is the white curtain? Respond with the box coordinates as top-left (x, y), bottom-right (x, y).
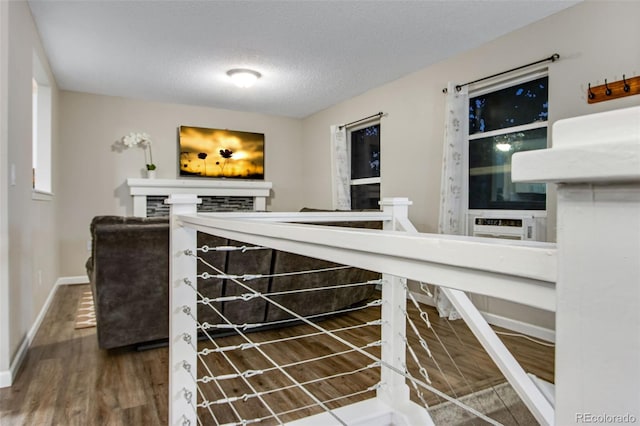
top-left (330, 124), bottom-right (351, 210)
top-left (435, 82), bottom-right (469, 320)
top-left (439, 82), bottom-right (468, 235)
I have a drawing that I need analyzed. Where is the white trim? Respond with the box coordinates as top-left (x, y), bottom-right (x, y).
top-left (127, 178), bottom-right (272, 195)
top-left (31, 189), bottom-right (54, 201)
top-left (468, 209), bottom-right (547, 218)
top-left (470, 67), bottom-right (549, 97)
top-left (468, 121), bottom-right (548, 141)
top-left (56, 275), bottom-right (89, 286)
top-left (127, 178), bottom-right (272, 217)
top-left (481, 311), bottom-right (555, 343)
top-left (350, 177), bottom-right (380, 186)
top-left (0, 279), bottom-right (60, 388)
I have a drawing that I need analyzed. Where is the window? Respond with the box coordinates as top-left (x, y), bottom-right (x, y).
top-left (32, 53), bottom-right (52, 198)
top-left (467, 75), bottom-right (548, 211)
top-left (349, 123), bottom-right (380, 209)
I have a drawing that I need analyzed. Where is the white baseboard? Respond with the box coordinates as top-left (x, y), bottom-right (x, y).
top-left (481, 312), bottom-right (555, 343)
top-left (0, 277), bottom-right (65, 388)
top-left (0, 369), bottom-right (10, 388)
top-left (409, 291), bottom-right (555, 343)
top-left (56, 275), bottom-right (89, 286)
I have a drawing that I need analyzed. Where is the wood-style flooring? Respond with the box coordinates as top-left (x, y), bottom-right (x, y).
top-left (0, 284), bottom-right (554, 425)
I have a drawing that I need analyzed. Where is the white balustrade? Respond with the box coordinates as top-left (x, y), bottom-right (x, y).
top-left (167, 105), bottom-right (640, 425)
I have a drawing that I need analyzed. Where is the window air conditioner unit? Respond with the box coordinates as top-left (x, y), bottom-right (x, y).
top-left (473, 217), bottom-right (536, 241)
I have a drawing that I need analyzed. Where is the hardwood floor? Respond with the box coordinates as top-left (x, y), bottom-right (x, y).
top-left (0, 284), bottom-right (554, 425)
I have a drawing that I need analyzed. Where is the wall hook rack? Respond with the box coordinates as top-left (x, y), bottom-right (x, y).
top-left (623, 75), bottom-right (631, 93)
top-left (587, 74), bottom-right (640, 104)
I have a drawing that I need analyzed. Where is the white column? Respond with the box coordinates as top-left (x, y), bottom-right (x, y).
top-left (254, 195), bottom-right (266, 211)
top-left (513, 106), bottom-right (640, 425)
top-left (132, 195), bottom-right (147, 217)
top-left (167, 194), bottom-right (201, 426)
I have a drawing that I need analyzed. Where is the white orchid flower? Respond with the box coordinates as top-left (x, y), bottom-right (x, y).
top-left (122, 133), bottom-right (136, 147)
top-left (121, 131), bottom-right (155, 170)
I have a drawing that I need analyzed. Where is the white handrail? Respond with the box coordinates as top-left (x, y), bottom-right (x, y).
top-left (177, 212), bottom-right (556, 311)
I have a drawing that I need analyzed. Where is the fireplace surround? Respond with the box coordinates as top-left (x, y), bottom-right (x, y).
top-left (126, 178), bottom-right (272, 217)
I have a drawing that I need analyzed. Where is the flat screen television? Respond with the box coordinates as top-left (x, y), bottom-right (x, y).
top-left (178, 125), bottom-right (264, 179)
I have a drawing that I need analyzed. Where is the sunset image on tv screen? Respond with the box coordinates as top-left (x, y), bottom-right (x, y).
top-left (179, 126), bottom-right (264, 179)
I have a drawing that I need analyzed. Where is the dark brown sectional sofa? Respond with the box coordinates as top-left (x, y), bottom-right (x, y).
top-left (86, 215), bottom-right (379, 349)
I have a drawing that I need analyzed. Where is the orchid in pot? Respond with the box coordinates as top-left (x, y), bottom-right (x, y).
top-left (121, 132), bottom-right (156, 177)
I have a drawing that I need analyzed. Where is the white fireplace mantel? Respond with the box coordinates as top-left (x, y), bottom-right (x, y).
top-left (126, 178), bottom-right (272, 217)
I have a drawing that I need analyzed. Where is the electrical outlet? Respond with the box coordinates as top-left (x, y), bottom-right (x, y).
top-left (87, 240), bottom-right (92, 252)
top-left (37, 270), bottom-right (42, 287)
top-left (10, 163), bottom-right (16, 186)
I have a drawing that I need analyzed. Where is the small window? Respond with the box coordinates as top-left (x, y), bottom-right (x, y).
top-left (350, 124), bottom-right (380, 209)
top-left (468, 76), bottom-right (548, 211)
top-left (32, 53), bottom-right (52, 197)
top-left (469, 127), bottom-right (547, 210)
top-left (469, 77), bottom-right (549, 135)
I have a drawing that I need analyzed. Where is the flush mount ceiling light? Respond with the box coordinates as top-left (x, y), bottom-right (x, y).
top-left (227, 68), bottom-right (261, 88)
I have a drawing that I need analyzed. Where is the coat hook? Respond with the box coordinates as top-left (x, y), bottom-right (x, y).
top-left (623, 74), bottom-right (631, 93)
top-left (588, 83), bottom-right (596, 100)
top-left (604, 79), bottom-right (612, 96)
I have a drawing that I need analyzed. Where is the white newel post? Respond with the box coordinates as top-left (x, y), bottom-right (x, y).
top-left (513, 106), bottom-right (640, 425)
top-left (167, 194), bottom-right (201, 426)
top-left (378, 198), bottom-right (433, 424)
top-left (378, 198), bottom-right (411, 409)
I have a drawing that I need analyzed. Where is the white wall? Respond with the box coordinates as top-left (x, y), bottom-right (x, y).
top-left (301, 1), bottom-right (640, 330)
top-left (1, 0), bottom-right (60, 384)
top-left (57, 92), bottom-right (304, 276)
top-left (0, 0), bottom-right (11, 380)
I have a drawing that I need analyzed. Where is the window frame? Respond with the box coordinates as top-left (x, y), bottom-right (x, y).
top-left (463, 69), bottom-right (549, 234)
top-left (348, 120), bottom-right (381, 210)
top-left (32, 52), bottom-right (53, 201)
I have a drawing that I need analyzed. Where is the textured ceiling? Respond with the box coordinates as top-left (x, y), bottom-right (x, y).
top-left (28, 0), bottom-right (579, 118)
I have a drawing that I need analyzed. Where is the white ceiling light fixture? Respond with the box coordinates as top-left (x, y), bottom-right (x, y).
top-left (227, 68), bottom-right (261, 88)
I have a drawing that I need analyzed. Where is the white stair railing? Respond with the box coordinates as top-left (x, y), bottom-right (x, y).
top-left (166, 103), bottom-right (640, 426)
top-left (168, 197), bottom-right (556, 425)
top-left (389, 200), bottom-right (554, 425)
